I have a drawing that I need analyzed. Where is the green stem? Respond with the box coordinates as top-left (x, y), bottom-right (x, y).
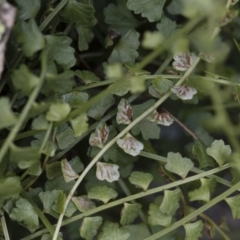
top-left (200, 76), bottom-right (240, 86)
top-left (39, 122), bottom-right (53, 153)
top-left (145, 75), bottom-right (180, 79)
top-left (43, 74), bottom-right (180, 103)
top-left (200, 102), bottom-right (240, 110)
top-left (144, 180), bottom-right (240, 240)
top-left (210, 86), bottom-right (240, 152)
top-left (22, 164), bottom-right (229, 240)
top-left (10, 93), bottom-right (19, 106)
top-left (0, 130), bottom-right (45, 145)
top-left (0, 51), bottom-right (47, 164)
top-left (39, 0), bottom-right (68, 31)
top-left (139, 151), bottom-right (235, 189)
top-left (198, 210), bottom-right (230, 240)
top-left (52, 56), bottom-right (202, 240)
top-left (0, 209), bottom-right (10, 240)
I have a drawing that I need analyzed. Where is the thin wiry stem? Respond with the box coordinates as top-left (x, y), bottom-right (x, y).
top-left (0, 210), bottom-right (10, 240)
top-left (21, 164), bottom-right (229, 240)
top-left (52, 53), bottom-right (202, 240)
top-left (0, 51), bottom-right (47, 164)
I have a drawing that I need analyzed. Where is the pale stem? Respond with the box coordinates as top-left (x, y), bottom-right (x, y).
top-left (52, 56), bottom-right (202, 240)
top-left (24, 164), bottom-right (229, 240)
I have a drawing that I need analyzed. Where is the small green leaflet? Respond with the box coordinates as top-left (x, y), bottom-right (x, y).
top-left (56, 125), bottom-right (75, 149)
top-left (160, 189), bottom-right (181, 216)
top-left (61, 92), bottom-right (89, 108)
top-left (41, 71), bottom-right (75, 96)
top-left (129, 75), bottom-right (146, 94)
top-left (9, 144), bottom-right (40, 169)
top-left (188, 76), bottom-right (214, 94)
top-left (165, 152), bottom-right (194, 179)
top-left (72, 196), bottom-right (96, 212)
top-left (14, 19), bottom-right (44, 57)
top-left (27, 161), bottom-right (42, 176)
top-left (131, 100), bottom-right (160, 140)
top-left (70, 113), bottom-right (89, 137)
top-left (148, 203), bottom-right (172, 227)
top-left (108, 29), bottom-right (140, 64)
top-left (75, 25), bottom-right (94, 51)
top-left (33, 139), bottom-right (54, 157)
top-left (188, 178), bottom-right (217, 202)
top-left (69, 156), bottom-right (84, 174)
top-left (61, 159), bottom-right (79, 182)
top-left (183, 205), bottom-right (197, 222)
top-left (192, 141), bottom-right (215, 168)
top-left (54, 192), bottom-right (66, 214)
top-left (60, 0), bottom-right (96, 26)
top-left (148, 85), bottom-right (163, 98)
top-left (225, 195), bottom-right (240, 219)
top-left (15, 0), bottom-right (40, 20)
top-left (46, 156), bottom-right (84, 179)
top-left (127, 0), bottom-right (166, 22)
top-left (112, 79), bottom-right (130, 96)
top-left (75, 70), bottom-right (100, 85)
top-left (120, 203), bottom-right (142, 225)
top-left (45, 176), bottom-right (75, 194)
top-left (52, 199), bottom-right (77, 218)
top-left (0, 97), bottom-right (17, 130)
top-left (105, 63), bottom-right (123, 79)
top-left (39, 190), bottom-right (62, 215)
top-left (206, 140), bottom-right (232, 166)
top-left (87, 186), bottom-right (118, 204)
top-left (142, 31), bottom-right (163, 49)
top-left (31, 133), bottom-right (57, 157)
top-left (11, 64), bottom-right (40, 96)
top-left (98, 221), bottom-right (130, 240)
top-left (125, 223), bottom-right (151, 240)
top-left (9, 197), bottom-right (39, 233)
top-left (156, 15), bottom-right (176, 38)
top-left (46, 162), bottom-right (62, 180)
top-left (104, 0), bottom-right (139, 35)
top-left (0, 177), bottom-right (22, 200)
top-left (46, 103), bottom-right (71, 122)
top-left (152, 77), bottom-right (173, 94)
top-left (194, 126), bottom-right (214, 146)
top-left (128, 171), bottom-right (153, 191)
top-left (184, 220), bottom-right (204, 240)
top-left (32, 115), bottom-right (48, 130)
top-left (166, 0), bottom-right (183, 15)
top-left (80, 216), bottom-right (103, 240)
top-left (87, 95), bottom-right (115, 120)
top-left (61, 0), bottom-right (97, 51)
top-left (45, 35), bottom-right (76, 70)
